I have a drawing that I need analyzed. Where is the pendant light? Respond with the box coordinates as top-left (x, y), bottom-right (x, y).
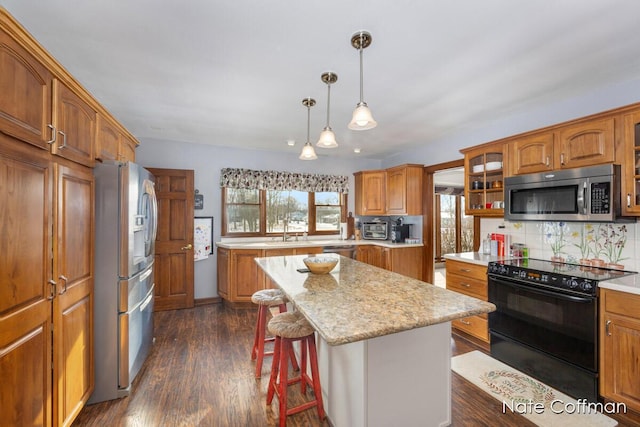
top-left (317, 72), bottom-right (338, 148)
top-left (299, 98), bottom-right (318, 160)
top-left (348, 30), bottom-right (377, 130)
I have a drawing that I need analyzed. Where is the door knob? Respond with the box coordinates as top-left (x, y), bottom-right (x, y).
top-left (181, 244), bottom-right (193, 250)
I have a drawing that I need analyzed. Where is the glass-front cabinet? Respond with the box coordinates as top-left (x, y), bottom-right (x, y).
top-left (461, 143), bottom-right (504, 217)
top-left (622, 110), bottom-right (640, 215)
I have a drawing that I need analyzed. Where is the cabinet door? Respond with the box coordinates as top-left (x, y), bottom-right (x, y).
top-left (387, 246), bottom-right (423, 280)
top-left (355, 171), bottom-right (386, 215)
top-left (53, 163), bottom-right (94, 427)
top-left (217, 247), bottom-right (230, 299)
top-left (95, 114), bottom-right (120, 161)
top-left (622, 111), bottom-right (640, 215)
top-left (463, 144), bottom-right (504, 216)
top-left (600, 289), bottom-right (640, 412)
top-left (507, 132), bottom-right (554, 175)
top-left (557, 118), bottom-right (614, 169)
top-left (119, 135), bottom-right (137, 162)
top-left (52, 79), bottom-right (96, 167)
top-left (0, 138), bottom-right (53, 427)
top-left (0, 30), bottom-right (53, 149)
top-left (385, 167), bottom-right (407, 214)
top-left (233, 249), bottom-right (265, 301)
top-left (356, 245), bottom-right (384, 268)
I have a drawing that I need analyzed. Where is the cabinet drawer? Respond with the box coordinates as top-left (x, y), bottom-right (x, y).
top-left (445, 259), bottom-right (487, 281)
top-left (603, 289), bottom-right (640, 320)
top-left (446, 272), bottom-right (487, 300)
top-left (452, 315), bottom-right (488, 342)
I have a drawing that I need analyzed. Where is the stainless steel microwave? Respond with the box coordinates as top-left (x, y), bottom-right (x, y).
top-left (362, 221), bottom-right (388, 240)
top-left (504, 164), bottom-right (630, 222)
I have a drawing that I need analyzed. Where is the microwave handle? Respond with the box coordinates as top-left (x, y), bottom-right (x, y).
top-left (577, 182), bottom-right (587, 214)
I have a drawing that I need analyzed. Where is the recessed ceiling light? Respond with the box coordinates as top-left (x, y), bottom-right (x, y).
top-left (287, 140), bottom-right (295, 146)
top-left (354, 148), bottom-right (361, 153)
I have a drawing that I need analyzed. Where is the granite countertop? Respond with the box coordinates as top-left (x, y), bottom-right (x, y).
top-left (255, 254), bottom-right (495, 346)
top-left (217, 239), bottom-right (423, 250)
top-left (443, 251), bottom-right (512, 266)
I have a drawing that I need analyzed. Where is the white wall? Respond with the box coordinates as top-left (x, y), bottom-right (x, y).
top-left (136, 139), bottom-right (381, 299)
top-left (382, 76), bottom-right (640, 168)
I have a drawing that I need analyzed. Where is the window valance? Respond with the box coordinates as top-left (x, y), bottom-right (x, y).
top-left (220, 168), bottom-right (349, 193)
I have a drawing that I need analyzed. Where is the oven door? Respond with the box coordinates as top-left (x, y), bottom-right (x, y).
top-left (488, 274), bottom-right (599, 401)
top-left (488, 275), bottom-right (597, 370)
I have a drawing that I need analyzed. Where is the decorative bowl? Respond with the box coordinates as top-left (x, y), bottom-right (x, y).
top-left (303, 256), bottom-right (338, 274)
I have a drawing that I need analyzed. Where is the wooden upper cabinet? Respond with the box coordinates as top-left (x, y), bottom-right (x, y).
top-left (385, 164), bottom-right (423, 215)
top-left (507, 118), bottom-right (615, 176)
top-left (119, 135), bottom-right (137, 162)
top-left (622, 109), bottom-right (640, 215)
top-left (0, 30), bottom-right (53, 150)
top-left (354, 170), bottom-right (386, 216)
top-left (462, 143), bottom-right (504, 217)
top-left (96, 114), bottom-right (137, 163)
top-left (506, 132), bottom-right (554, 175)
top-left (52, 79), bottom-right (96, 167)
top-left (557, 117), bottom-right (614, 169)
top-left (95, 114), bottom-right (120, 161)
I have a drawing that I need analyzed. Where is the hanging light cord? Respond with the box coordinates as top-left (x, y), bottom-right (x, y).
top-left (325, 82), bottom-right (332, 127)
top-left (306, 102), bottom-right (311, 142)
top-left (358, 37), bottom-right (364, 103)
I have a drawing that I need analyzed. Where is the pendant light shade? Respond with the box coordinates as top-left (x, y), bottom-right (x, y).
top-left (317, 72), bottom-right (338, 148)
top-left (300, 98), bottom-right (318, 160)
top-left (349, 31), bottom-right (377, 131)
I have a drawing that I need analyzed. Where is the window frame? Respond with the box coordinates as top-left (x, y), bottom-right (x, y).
top-left (221, 188), bottom-right (347, 237)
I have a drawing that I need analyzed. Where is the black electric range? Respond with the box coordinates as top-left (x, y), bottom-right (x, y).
top-left (488, 258), bottom-right (636, 296)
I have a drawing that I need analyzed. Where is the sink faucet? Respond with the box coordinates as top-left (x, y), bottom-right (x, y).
top-left (282, 219), bottom-right (289, 241)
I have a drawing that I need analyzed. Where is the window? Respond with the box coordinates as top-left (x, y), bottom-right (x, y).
top-left (220, 168), bottom-right (349, 237)
top-left (223, 188), bottom-right (344, 236)
top-left (435, 193), bottom-right (474, 261)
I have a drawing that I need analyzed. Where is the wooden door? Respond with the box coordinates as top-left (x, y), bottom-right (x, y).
top-left (0, 137), bottom-right (53, 427)
top-left (0, 30), bottom-right (53, 150)
top-left (118, 135), bottom-right (137, 162)
top-left (53, 162), bottom-right (94, 427)
top-left (385, 167), bottom-right (406, 215)
top-left (557, 118), bottom-right (614, 169)
top-left (52, 79), bottom-right (96, 168)
top-left (217, 247), bottom-right (230, 299)
top-left (148, 168), bottom-right (195, 311)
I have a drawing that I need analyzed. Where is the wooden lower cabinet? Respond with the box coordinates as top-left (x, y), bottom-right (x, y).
top-left (445, 259), bottom-right (489, 343)
top-left (600, 288), bottom-right (640, 412)
top-left (356, 245), bottom-right (385, 268)
top-left (217, 246), bottom-right (323, 306)
top-left (356, 245), bottom-right (424, 280)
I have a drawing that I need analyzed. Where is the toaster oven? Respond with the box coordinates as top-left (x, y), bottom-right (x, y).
top-left (362, 221), bottom-right (388, 240)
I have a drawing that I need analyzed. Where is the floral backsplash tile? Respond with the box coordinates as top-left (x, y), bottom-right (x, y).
top-left (481, 218), bottom-right (638, 272)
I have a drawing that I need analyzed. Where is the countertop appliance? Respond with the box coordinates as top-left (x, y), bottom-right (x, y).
top-left (362, 221), bottom-right (388, 240)
top-left (488, 258), bottom-right (636, 402)
top-left (89, 161), bottom-right (158, 404)
top-left (391, 224), bottom-right (411, 243)
top-left (504, 164), bottom-right (628, 222)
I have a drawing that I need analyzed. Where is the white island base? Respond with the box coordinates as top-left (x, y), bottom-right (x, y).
top-left (313, 322), bottom-right (452, 427)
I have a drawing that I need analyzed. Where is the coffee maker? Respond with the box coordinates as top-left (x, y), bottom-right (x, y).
top-left (391, 218), bottom-right (411, 243)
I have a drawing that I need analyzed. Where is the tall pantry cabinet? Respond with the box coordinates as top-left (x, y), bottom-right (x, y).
top-left (0, 8), bottom-right (136, 426)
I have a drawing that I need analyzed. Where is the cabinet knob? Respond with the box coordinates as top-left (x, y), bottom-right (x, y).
top-left (58, 275), bottom-right (68, 294)
top-left (46, 124), bottom-right (57, 145)
top-left (605, 319), bottom-right (612, 336)
top-left (57, 130), bottom-right (67, 149)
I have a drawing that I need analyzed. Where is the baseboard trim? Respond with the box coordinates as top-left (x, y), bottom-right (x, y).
top-left (194, 297), bottom-right (222, 306)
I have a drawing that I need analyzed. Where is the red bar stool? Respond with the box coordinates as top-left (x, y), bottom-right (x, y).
top-left (250, 289), bottom-right (298, 378)
top-left (267, 311), bottom-right (325, 427)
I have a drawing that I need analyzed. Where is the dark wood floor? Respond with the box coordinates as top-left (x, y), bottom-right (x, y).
top-left (72, 303), bottom-right (632, 427)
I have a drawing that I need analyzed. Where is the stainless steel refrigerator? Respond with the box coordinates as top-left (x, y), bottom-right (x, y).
top-left (89, 161), bottom-right (158, 404)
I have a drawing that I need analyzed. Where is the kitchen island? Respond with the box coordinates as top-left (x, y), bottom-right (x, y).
top-left (255, 254), bottom-right (495, 427)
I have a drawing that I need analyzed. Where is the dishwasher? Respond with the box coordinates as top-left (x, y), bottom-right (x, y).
top-left (322, 245), bottom-right (357, 259)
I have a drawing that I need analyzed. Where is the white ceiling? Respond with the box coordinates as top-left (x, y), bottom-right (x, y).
top-left (3, 0), bottom-right (640, 160)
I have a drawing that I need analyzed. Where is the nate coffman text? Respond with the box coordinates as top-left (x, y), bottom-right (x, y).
top-left (503, 399), bottom-right (627, 415)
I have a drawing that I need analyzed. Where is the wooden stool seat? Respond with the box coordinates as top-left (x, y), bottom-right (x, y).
top-left (267, 311), bottom-right (325, 426)
top-left (251, 289), bottom-right (298, 378)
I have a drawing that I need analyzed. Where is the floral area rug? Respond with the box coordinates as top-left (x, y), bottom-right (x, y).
top-left (451, 351), bottom-right (618, 427)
